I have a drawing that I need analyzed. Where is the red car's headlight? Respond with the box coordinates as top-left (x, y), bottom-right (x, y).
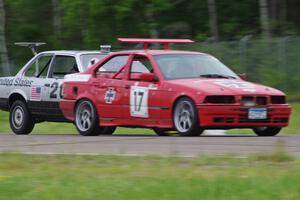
top-left (271, 96), bottom-right (286, 104)
top-left (203, 95), bottom-right (235, 104)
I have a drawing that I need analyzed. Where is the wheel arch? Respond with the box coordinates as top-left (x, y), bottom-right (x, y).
top-left (74, 97), bottom-right (99, 116)
top-left (8, 92), bottom-right (27, 109)
top-left (172, 95), bottom-right (197, 114)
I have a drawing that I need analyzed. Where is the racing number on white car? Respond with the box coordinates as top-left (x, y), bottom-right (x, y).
top-left (130, 86), bottom-right (149, 118)
top-left (50, 82), bottom-right (63, 99)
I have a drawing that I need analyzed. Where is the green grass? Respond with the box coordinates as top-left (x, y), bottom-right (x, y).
top-left (0, 152), bottom-right (299, 200)
top-left (0, 103), bottom-right (299, 135)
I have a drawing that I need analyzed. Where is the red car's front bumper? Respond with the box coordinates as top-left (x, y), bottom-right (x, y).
top-left (197, 104), bottom-right (291, 128)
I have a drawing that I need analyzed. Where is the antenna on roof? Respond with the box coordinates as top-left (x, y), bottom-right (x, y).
top-left (14, 42), bottom-right (46, 55)
top-left (118, 38), bottom-right (194, 50)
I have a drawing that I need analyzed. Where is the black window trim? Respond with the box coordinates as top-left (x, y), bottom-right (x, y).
top-left (48, 55), bottom-right (77, 79)
top-left (22, 53), bottom-right (55, 78)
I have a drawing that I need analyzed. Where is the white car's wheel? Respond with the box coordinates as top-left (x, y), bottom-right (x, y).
top-left (75, 100), bottom-right (101, 136)
top-left (173, 97), bottom-right (203, 136)
top-left (253, 127), bottom-right (281, 136)
top-left (9, 100), bottom-right (35, 135)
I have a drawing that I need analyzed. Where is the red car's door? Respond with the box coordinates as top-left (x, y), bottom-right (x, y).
top-left (120, 54), bottom-right (164, 126)
top-left (91, 55), bottom-right (130, 121)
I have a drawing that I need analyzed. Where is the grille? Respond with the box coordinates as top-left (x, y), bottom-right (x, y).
top-left (241, 96), bottom-right (268, 106)
top-left (204, 95), bottom-right (235, 104)
top-left (241, 96), bottom-right (255, 106)
top-left (238, 114), bottom-right (271, 123)
top-left (256, 96), bottom-right (268, 105)
top-left (213, 117), bottom-right (234, 123)
top-left (273, 118), bottom-right (288, 123)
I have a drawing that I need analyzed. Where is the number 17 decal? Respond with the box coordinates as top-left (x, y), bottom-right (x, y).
top-left (130, 86), bottom-right (149, 118)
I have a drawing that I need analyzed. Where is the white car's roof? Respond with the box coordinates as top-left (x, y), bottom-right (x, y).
top-left (41, 50), bottom-right (105, 55)
top-left (14, 50), bottom-right (110, 77)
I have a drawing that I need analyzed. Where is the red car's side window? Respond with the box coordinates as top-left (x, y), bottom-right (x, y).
top-left (96, 55), bottom-right (129, 79)
top-left (129, 56), bottom-right (153, 80)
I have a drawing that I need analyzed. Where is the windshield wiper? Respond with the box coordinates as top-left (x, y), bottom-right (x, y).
top-left (199, 74), bottom-right (236, 79)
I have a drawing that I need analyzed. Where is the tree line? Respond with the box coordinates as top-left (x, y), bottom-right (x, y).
top-left (1, 0), bottom-right (300, 75)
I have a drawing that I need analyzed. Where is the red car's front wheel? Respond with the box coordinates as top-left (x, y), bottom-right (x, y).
top-left (253, 127), bottom-right (282, 136)
top-left (173, 97), bottom-right (203, 136)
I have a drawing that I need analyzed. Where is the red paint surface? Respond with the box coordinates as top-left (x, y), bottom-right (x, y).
top-left (60, 39), bottom-right (291, 130)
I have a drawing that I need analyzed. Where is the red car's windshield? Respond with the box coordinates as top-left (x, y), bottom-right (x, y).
top-left (154, 54), bottom-right (238, 80)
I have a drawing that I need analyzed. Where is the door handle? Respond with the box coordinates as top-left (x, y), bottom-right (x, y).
top-left (44, 83), bottom-right (50, 87)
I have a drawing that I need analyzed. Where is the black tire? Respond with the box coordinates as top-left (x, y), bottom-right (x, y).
top-left (9, 100), bottom-right (35, 135)
top-left (153, 128), bottom-right (177, 136)
top-left (253, 127), bottom-right (282, 136)
top-left (100, 126), bottom-right (117, 135)
top-left (173, 97), bottom-right (203, 136)
top-left (75, 100), bottom-right (102, 136)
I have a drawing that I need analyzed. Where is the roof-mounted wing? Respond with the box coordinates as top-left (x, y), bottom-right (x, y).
top-left (14, 42), bottom-right (46, 55)
top-left (118, 38), bottom-right (194, 50)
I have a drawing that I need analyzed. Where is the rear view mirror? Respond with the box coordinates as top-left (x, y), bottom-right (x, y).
top-left (239, 73), bottom-right (247, 80)
top-left (139, 73), bottom-right (157, 82)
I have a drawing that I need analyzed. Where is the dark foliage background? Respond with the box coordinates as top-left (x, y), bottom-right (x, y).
top-left (1, 0), bottom-right (300, 94)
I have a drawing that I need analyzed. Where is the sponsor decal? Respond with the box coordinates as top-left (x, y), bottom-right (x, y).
top-left (214, 80), bottom-right (256, 92)
top-left (243, 88), bottom-right (257, 92)
top-left (0, 78), bottom-right (14, 86)
top-left (31, 86), bottom-right (42, 101)
top-left (0, 78), bottom-right (33, 87)
top-left (104, 87), bottom-right (116, 104)
top-left (14, 78), bottom-right (33, 87)
top-left (64, 74), bottom-right (91, 82)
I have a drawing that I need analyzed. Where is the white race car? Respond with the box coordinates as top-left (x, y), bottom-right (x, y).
top-left (0, 43), bottom-right (110, 134)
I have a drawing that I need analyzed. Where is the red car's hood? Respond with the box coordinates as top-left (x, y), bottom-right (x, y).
top-left (166, 78), bottom-right (285, 96)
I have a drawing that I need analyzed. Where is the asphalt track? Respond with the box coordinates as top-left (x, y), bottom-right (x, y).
top-left (0, 133), bottom-right (300, 157)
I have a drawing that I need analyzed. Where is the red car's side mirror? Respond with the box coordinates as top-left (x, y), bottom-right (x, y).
top-left (239, 73), bottom-right (247, 80)
top-left (139, 73), bottom-right (157, 82)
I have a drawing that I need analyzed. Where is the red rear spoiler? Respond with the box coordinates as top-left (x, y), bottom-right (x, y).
top-left (118, 38), bottom-right (194, 50)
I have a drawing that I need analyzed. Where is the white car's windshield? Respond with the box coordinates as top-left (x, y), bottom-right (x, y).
top-left (80, 54), bottom-right (106, 70)
top-left (154, 54), bottom-right (238, 80)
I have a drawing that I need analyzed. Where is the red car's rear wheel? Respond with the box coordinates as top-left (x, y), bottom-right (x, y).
top-left (75, 100), bottom-right (102, 136)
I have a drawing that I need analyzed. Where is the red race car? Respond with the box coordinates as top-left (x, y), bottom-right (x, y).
top-left (60, 38), bottom-right (291, 136)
